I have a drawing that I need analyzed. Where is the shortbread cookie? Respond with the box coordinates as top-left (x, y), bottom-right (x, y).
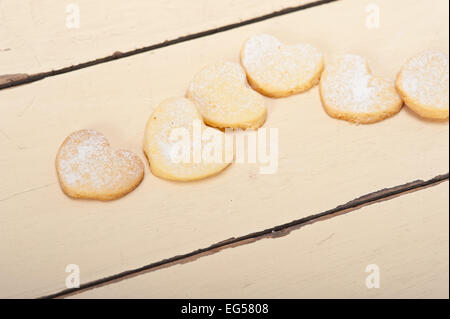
top-left (187, 61), bottom-right (266, 129)
top-left (319, 54), bottom-right (403, 124)
top-left (56, 130), bottom-right (144, 200)
top-left (144, 97), bottom-right (232, 181)
top-left (240, 34), bottom-right (324, 97)
top-left (396, 51), bottom-right (449, 120)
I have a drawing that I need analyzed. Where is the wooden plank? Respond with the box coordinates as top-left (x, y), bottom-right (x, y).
top-left (0, 0), bottom-right (448, 298)
top-left (71, 182), bottom-right (450, 299)
top-left (0, 0), bottom-right (317, 77)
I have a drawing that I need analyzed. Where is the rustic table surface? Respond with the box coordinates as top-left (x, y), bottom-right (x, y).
top-left (0, 0), bottom-right (448, 298)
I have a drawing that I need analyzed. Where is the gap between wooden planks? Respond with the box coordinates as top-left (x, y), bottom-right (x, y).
top-left (0, 0), bottom-right (448, 298)
top-left (68, 181), bottom-right (450, 299)
top-left (0, 0), bottom-right (326, 88)
top-left (48, 174), bottom-right (447, 298)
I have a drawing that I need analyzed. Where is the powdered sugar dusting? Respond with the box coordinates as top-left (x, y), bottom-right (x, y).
top-left (56, 130), bottom-right (143, 196)
top-left (241, 34), bottom-right (323, 93)
top-left (187, 61), bottom-right (265, 127)
top-left (399, 51), bottom-right (449, 109)
top-left (144, 97), bottom-right (230, 180)
top-left (321, 54), bottom-right (399, 113)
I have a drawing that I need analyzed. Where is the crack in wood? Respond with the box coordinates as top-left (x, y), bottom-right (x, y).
top-left (41, 172), bottom-right (449, 299)
top-left (0, 74), bottom-right (29, 87)
top-left (0, 183), bottom-right (57, 202)
top-left (0, 0), bottom-right (338, 91)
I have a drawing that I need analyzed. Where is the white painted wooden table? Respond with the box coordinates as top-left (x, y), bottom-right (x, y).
top-left (0, 0), bottom-right (448, 298)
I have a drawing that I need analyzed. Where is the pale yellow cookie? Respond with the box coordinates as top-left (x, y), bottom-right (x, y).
top-left (56, 130), bottom-right (144, 200)
top-left (396, 51), bottom-right (449, 120)
top-left (144, 97), bottom-right (232, 181)
top-left (319, 54), bottom-right (403, 124)
top-left (187, 61), bottom-right (266, 129)
top-left (240, 34), bottom-right (324, 98)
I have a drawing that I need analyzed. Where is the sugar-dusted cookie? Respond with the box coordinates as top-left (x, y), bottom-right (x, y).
top-left (56, 130), bottom-right (144, 200)
top-left (240, 34), bottom-right (324, 98)
top-left (144, 97), bottom-right (232, 181)
top-left (319, 54), bottom-right (403, 124)
top-left (187, 61), bottom-right (266, 129)
top-left (396, 51), bottom-right (449, 120)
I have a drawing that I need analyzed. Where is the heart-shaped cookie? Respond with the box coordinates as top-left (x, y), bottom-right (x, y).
top-left (56, 130), bottom-right (144, 200)
top-left (240, 34), bottom-right (324, 98)
top-left (396, 51), bottom-right (449, 120)
top-left (319, 54), bottom-right (403, 124)
top-left (144, 97), bottom-right (232, 181)
top-left (187, 61), bottom-right (266, 129)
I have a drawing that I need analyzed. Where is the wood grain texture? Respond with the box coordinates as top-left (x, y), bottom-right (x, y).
top-left (0, 0), bottom-right (316, 76)
top-left (0, 0), bottom-right (448, 298)
top-left (71, 182), bottom-right (450, 299)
